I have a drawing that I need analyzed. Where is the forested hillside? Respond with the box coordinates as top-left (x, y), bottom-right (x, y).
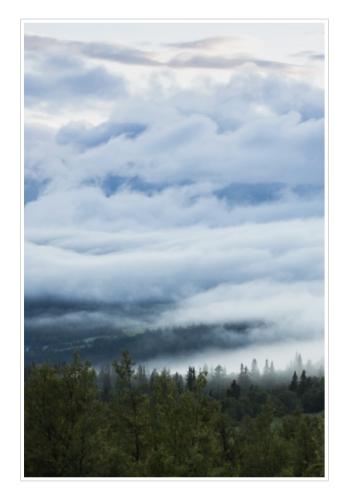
top-left (24, 352), bottom-right (324, 477)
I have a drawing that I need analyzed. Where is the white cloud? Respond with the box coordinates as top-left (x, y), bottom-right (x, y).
top-left (24, 70), bottom-right (324, 192)
top-left (159, 280), bottom-right (323, 336)
top-left (24, 25), bottom-right (325, 359)
top-left (25, 216), bottom-right (323, 307)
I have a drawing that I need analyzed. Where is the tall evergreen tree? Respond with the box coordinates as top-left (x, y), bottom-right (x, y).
top-left (251, 358), bottom-right (260, 378)
top-left (186, 366), bottom-right (197, 391)
top-left (227, 379), bottom-right (241, 400)
top-left (289, 371), bottom-right (299, 392)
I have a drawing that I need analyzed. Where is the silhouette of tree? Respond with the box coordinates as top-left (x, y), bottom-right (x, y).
top-left (298, 370), bottom-right (310, 395)
top-left (294, 353), bottom-right (303, 374)
top-left (251, 358), bottom-right (260, 378)
top-left (186, 366), bottom-right (197, 391)
top-left (289, 371), bottom-right (299, 392)
top-left (263, 359), bottom-right (270, 376)
top-left (227, 379), bottom-right (241, 399)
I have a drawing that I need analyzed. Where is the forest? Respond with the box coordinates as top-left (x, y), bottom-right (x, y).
top-left (24, 352), bottom-right (325, 478)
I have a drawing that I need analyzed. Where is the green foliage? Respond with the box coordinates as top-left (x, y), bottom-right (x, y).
top-left (25, 353), bottom-right (105, 476)
top-left (25, 352), bottom-right (325, 477)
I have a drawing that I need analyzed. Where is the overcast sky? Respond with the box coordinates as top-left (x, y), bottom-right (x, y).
top-left (24, 22), bottom-right (325, 366)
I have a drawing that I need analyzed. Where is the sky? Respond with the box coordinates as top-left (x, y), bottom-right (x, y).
top-left (24, 22), bottom-right (325, 370)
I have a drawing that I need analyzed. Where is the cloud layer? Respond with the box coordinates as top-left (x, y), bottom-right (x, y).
top-left (24, 25), bottom-right (325, 362)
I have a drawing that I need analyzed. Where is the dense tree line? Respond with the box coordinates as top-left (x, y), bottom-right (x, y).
top-left (25, 352), bottom-right (324, 477)
top-left (25, 322), bottom-right (265, 365)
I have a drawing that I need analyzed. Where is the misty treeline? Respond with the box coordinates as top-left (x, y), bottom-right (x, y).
top-left (25, 352), bottom-right (324, 477)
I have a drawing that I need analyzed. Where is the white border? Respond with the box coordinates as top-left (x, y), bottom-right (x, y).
top-left (4, 0), bottom-right (346, 495)
top-left (20, 17), bottom-right (328, 483)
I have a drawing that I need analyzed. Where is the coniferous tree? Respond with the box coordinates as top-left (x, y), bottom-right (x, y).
top-left (238, 364), bottom-right (251, 389)
top-left (263, 359), bottom-right (270, 376)
top-left (251, 358), bottom-right (260, 378)
top-left (289, 371), bottom-right (299, 392)
top-left (227, 379), bottom-right (241, 400)
top-left (298, 370), bottom-right (310, 396)
top-left (186, 366), bottom-right (197, 391)
top-left (294, 353), bottom-right (303, 374)
top-left (100, 366), bottom-right (112, 402)
top-left (111, 351), bottom-right (149, 472)
top-left (24, 352), bottom-right (325, 478)
top-left (25, 353), bottom-right (102, 477)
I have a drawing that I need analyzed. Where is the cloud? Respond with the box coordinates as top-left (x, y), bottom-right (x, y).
top-left (159, 280), bottom-right (324, 338)
top-left (24, 214), bottom-right (324, 356)
top-left (169, 54), bottom-right (296, 71)
top-left (25, 213), bottom-right (323, 302)
top-left (56, 110), bottom-right (323, 189)
top-left (291, 50), bottom-right (324, 61)
top-left (25, 34), bottom-right (161, 67)
top-left (24, 29), bottom-right (325, 363)
top-left (23, 70), bottom-right (323, 191)
top-left (165, 36), bottom-right (241, 50)
top-left (25, 65), bottom-right (125, 108)
top-left (170, 71), bottom-right (323, 127)
top-left (24, 34), bottom-right (306, 74)
top-left (24, 181), bottom-right (323, 231)
top-left (37, 174), bottom-right (319, 236)
top-left (56, 120), bottom-right (147, 151)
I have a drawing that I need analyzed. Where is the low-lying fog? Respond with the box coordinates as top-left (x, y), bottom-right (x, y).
top-left (142, 338), bottom-right (324, 375)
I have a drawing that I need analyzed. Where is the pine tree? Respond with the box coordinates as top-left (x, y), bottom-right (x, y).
top-left (25, 353), bottom-right (101, 477)
top-left (227, 379), bottom-right (241, 400)
top-left (263, 359), bottom-right (270, 376)
top-left (298, 370), bottom-right (310, 395)
top-left (100, 366), bottom-right (112, 402)
top-left (251, 358), bottom-right (260, 378)
top-left (294, 353), bottom-right (303, 374)
top-left (112, 351), bottom-right (149, 470)
top-left (289, 371), bottom-right (299, 392)
top-left (186, 366), bottom-right (197, 391)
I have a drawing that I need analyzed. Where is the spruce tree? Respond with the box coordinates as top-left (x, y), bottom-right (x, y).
top-left (289, 371), bottom-right (298, 392)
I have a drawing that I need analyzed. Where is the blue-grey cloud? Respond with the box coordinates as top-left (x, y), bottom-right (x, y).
top-left (62, 111), bottom-right (323, 188)
top-left (77, 40), bottom-right (161, 66)
top-left (56, 120), bottom-right (147, 151)
top-left (169, 54), bottom-right (297, 70)
top-left (172, 72), bottom-right (324, 129)
top-left (24, 71), bottom-right (324, 201)
top-left (164, 36), bottom-right (240, 50)
top-left (25, 34), bottom-right (301, 73)
top-left (25, 65), bottom-right (125, 107)
top-left (25, 34), bottom-right (161, 67)
top-left (291, 50), bottom-right (324, 61)
top-left (24, 177), bottom-right (50, 204)
top-left (24, 30), bottom-right (325, 365)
